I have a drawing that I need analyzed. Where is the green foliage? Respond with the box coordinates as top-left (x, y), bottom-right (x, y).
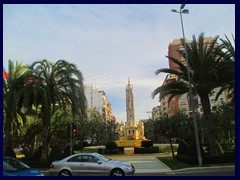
top-left (105, 141), bottom-right (118, 150)
top-left (103, 149), bottom-right (119, 154)
top-left (73, 143), bottom-right (81, 151)
top-left (219, 138), bottom-right (235, 152)
top-left (48, 144), bottom-right (63, 162)
top-left (141, 140), bottom-right (153, 148)
top-left (177, 140), bottom-right (189, 156)
top-left (134, 147), bottom-right (159, 154)
top-left (22, 146), bottom-right (31, 159)
top-left (158, 157), bottom-right (192, 170)
top-left (63, 145), bottom-right (73, 158)
top-left (4, 144), bottom-right (16, 158)
top-left (177, 139), bottom-right (205, 157)
top-left (32, 146), bottom-right (42, 160)
top-left (176, 155), bottom-right (198, 165)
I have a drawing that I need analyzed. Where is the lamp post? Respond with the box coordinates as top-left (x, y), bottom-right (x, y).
top-left (171, 4), bottom-right (202, 166)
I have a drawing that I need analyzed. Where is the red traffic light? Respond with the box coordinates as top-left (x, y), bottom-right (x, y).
top-left (72, 123), bottom-right (77, 134)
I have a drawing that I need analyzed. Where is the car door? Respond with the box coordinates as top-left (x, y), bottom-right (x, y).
top-left (78, 155), bottom-right (106, 176)
top-left (67, 155), bottom-right (84, 176)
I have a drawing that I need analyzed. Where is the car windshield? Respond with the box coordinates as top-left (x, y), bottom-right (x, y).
top-left (3, 158), bottom-right (30, 172)
top-left (94, 153), bottom-right (111, 161)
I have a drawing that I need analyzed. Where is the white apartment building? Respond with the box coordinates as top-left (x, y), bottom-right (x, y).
top-left (84, 84), bottom-right (113, 121)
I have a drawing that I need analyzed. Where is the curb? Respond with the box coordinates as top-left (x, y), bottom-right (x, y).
top-left (173, 165), bottom-right (235, 172)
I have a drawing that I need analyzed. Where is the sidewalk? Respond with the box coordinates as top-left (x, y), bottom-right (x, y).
top-left (107, 153), bottom-right (174, 174)
top-left (106, 153), bottom-right (235, 173)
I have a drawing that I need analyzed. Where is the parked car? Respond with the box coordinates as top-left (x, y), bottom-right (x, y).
top-left (49, 153), bottom-right (135, 176)
top-left (3, 156), bottom-right (44, 176)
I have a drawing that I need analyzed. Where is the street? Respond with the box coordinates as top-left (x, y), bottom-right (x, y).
top-left (134, 166), bottom-right (235, 176)
top-left (41, 155), bottom-right (235, 176)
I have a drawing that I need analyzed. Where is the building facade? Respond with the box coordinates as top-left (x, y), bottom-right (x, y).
top-left (84, 85), bottom-right (113, 121)
top-left (158, 37), bottom-right (229, 117)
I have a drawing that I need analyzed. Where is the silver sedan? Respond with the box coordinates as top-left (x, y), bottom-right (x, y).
top-left (49, 153), bottom-right (135, 176)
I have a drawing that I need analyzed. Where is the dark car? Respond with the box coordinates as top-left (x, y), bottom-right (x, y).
top-left (3, 156), bottom-right (44, 176)
top-left (49, 153), bottom-right (135, 176)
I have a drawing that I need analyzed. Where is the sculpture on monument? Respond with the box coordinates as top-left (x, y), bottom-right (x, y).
top-left (116, 78), bottom-right (146, 147)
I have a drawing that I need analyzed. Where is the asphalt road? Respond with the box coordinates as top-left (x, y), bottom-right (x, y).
top-left (41, 154), bottom-right (235, 176)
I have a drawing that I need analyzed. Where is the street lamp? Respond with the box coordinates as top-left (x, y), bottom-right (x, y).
top-left (171, 4), bottom-right (202, 166)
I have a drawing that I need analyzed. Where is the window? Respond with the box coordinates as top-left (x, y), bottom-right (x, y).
top-left (68, 155), bottom-right (82, 162)
top-left (81, 155), bottom-right (99, 163)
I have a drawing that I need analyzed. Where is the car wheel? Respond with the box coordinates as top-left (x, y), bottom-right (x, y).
top-left (58, 170), bottom-right (72, 176)
top-left (110, 168), bottom-right (125, 176)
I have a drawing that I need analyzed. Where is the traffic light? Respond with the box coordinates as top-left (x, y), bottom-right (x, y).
top-left (68, 123), bottom-right (77, 138)
top-left (72, 123), bottom-right (77, 136)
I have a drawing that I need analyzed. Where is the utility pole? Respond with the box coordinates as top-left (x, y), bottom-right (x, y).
top-left (171, 4), bottom-right (202, 166)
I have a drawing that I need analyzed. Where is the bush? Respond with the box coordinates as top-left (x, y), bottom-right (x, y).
top-left (22, 146), bottom-right (31, 159)
top-left (104, 149), bottom-right (119, 154)
top-left (32, 146), bottom-right (42, 160)
top-left (105, 141), bottom-right (118, 150)
top-left (48, 144), bottom-right (63, 162)
top-left (4, 144), bottom-right (16, 158)
top-left (177, 139), bottom-right (205, 156)
top-left (219, 138), bottom-right (235, 152)
top-left (73, 144), bottom-right (81, 151)
top-left (203, 153), bottom-right (235, 164)
top-left (176, 155), bottom-right (198, 165)
top-left (176, 153), bottom-right (235, 165)
top-left (63, 145), bottom-right (73, 158)
top-left (134, 147), bottom-right (159, 154)
top-left (117, 147), bottom-right (124, 154)
top-left (177, 140), bottom-right (188, 156)
top-left (141, 140), bottom-right (153, 148)
top-left (21, 159), bottom-right (50, 169)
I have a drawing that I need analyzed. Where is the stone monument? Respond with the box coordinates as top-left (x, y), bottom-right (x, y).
top-left (116, 78), bottom-right (146, 147)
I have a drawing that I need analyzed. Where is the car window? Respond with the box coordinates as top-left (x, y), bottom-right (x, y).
top-left (81, 155), bottom-right (99, 163)
top-left (4, 158), bottom-right (29, 171)
top-left (94, 153), bottom-right (110, 161)
top-left (67, 155), bottom-right (82, 162)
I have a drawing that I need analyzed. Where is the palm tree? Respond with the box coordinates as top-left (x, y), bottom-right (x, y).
top-left (3, 60), bottom-right (30, 153)
top-left (23, 59), bottom-right (87, 161)
top-left (215, 35), bottom-right (235, 102)
top-left (152, 33), bottom-right (233, 156)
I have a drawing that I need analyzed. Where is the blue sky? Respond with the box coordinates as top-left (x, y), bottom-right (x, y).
top-left (3, 4), bottom-right (235, 122)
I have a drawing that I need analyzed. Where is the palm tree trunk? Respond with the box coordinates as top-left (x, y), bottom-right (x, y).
top-left (41, 126), bottom-right (49, 161)
top-left (41, 103), bottom-right (51, 161)
top-left (199, 93), bottom-right (218, 156)
top-left (4, 115), bottom-right (13, 151)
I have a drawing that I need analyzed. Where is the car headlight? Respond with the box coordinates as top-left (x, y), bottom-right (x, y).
top-left (126, 165), bottom-right (133, 171)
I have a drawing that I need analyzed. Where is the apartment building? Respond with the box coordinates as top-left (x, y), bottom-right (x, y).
top-left (158, 37), bottom-right (229, 117)
top-left (84, 85), bottom-right (113, 121)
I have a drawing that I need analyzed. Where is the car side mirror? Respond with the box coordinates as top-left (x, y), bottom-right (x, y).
top-left (97, 160), bottom-right (102, 165)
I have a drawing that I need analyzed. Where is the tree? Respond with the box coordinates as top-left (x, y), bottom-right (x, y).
top-left (3, 60), bottom-right (30, 153)
top-left (22, 59), bottom-right (87, 161)
top-left (152, 33), bottom-right (233, 156)
top-left (215, 35), bottom-right (235, 103)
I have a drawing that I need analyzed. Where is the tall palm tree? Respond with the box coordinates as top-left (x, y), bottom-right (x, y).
top-left (23, 59), bottom-right (87, 161)
top-left (152, 33), bottom-right (233, 156)
top-left (3, 60), bottom-right (29, 153)
top-left (215, 35), bottom-right (235, 102)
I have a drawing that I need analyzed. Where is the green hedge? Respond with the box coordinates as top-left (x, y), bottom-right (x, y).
top-left (102, 149), bottom-right (119, 154)
top-left (134, 147), bottom-right (159, 154)
top-left (21, 159), bottom-right (51, 169)
top-left (176, 152), bottom-right (235, 165)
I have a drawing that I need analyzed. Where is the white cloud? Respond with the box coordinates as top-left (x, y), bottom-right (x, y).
top-left (3, 4), bottom-right (235, 121)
